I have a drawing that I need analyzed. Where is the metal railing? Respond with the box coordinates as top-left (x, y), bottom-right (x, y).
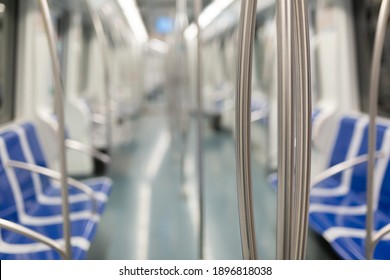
top-left (235, 0), bottom-right (259, 260)
top-left (194, 0), bottom-right (205, 260)
top-left (366, 0), bottom-right (390, 260)
top-left (235, 0), bottom-right (312, 260)
top-left (38, 0), bottom-right (71, 259)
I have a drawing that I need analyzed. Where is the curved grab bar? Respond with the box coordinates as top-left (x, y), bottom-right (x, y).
top-left (66, 139), bottom-right (111, 165)
top-left (235, 0), bottom-right (258, 260)
top-left (293, 0), bottom-right (312, 260)
top-left (366, 0), bottom-right (390, 260)
top-left (311, 152), bottom-right (385, 190)
top-left (6, 160), bottom-right (99, 214)
top-left (276, 0), bottom-right (312, 260)
top-left (372, 224), bottom-right (390, 251)
top-left (0, 219), bottom-right (67, 259)
top-left (276, 0), bottom-right (294, 260)
top-left (38, 0), bottom-right (71, 259)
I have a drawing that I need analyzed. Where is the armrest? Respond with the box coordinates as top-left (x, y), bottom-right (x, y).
top-left (65, 139), bottom-right (111, 164)
top-left (0, 218), bottom-right (68, 259)
top-left (311, 151), bottom-right (385, 187)
top-left (91, 113), bottom-right (106, 125)
top-left (6, 160), bottom-right (98, 213)
top-left (372, 224), bottom-right (390, 254)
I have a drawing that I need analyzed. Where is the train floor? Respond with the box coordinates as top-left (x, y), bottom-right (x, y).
top-left (88, 110), bottom-right (339, 260)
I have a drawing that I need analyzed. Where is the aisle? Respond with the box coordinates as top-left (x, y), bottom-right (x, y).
top-left (88, 112), bottom-right (337, 260)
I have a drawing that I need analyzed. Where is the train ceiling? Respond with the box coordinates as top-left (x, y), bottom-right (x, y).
top-left (136, 0), bottom-right (213, 37)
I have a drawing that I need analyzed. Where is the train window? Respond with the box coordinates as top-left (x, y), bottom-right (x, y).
top-left (254, 12), bottom-right (276, 95)
top-left (47, 0), bottom-right (70, 94)
top-left (0, 0), bottom-right (17, 124)
top-left (78, 17), bottom-right (93, 96)
top-left (354, 1), bottom-right (390, 117)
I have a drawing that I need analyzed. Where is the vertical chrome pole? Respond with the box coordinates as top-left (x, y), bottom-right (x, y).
top-left (235, 0), bottom-right (258, 260)
top-left (85, 0), bottom-right (113, 162)
top-left (366, 0), bottom-right (390, 260)
top-left (194, 0), bottom-right (204, 260)
top-left (38, 0), bottom-right (71, 259)
top-left (276, 0), bottom-right (294, 260)
top-left (292, 0), bottom-right (312, 260)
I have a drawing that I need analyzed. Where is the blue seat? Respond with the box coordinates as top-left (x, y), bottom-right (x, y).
top-left (268, 115), bottom-right (361, 191)
top-left (18, 122), bottom-right (111, 200)
top-left (310, 116), bottom-right (369, 197)
top-left (309, 117), bottom-right (390, 259)
top-left (0, 122), bottom-right (111, 259)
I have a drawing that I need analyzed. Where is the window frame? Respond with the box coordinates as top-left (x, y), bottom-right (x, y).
top-left (0, 0), bottom-right (18, 124)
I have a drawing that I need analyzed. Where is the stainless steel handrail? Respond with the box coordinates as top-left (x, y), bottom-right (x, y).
top-left (366, 0), bottom-right (390, 260)
top-left (38, 0), bottom-right (71, 259)
top-left (0, 219), bottom-right (67, 259)
top-left (194, 0), bottom-right (205, 260)
top-left (292, 0), bottom-right (312, 260)
top-left (372, 224), bottom-right (390, 250)
top-left (66, 139), bottom-right (111, 165)
top-left (276, 0), bottom-right (294, 260)
top-left (235, 0), bottom-right (258, 260)
top-left (6, 160), bottom-right (99, 213)
top-left (85, 0), bottom-right (113, 163)
top-left (276, 0), bottom-right (312, 260)
top-left (311, 152), bottom-right (385, 188)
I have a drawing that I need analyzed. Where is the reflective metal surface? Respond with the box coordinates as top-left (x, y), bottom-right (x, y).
top-left (366, 0), bottom-right (390, 260)
top-left (292, 0), bottom-right (312, 260)
top-left (276, 0), bottom-right (312, 260)
top-left (276, 0), bottom-right (294, 260)
top-left (0, 218), bottom-right (67, 259)
top-left (235, 0), bottom-right (258, 260)
top-left (311, 152), bottom-right (385, 188)
top-left (38, 0), bottom-right (71, 259)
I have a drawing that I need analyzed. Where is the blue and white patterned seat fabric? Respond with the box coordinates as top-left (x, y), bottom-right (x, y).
top-left (267, 114), bottom-right (390, 259)
top-left (0, 121), bottom-right (112, 259)
top-left (309, 116), bottom-right (390, 259)
top-left (268, 114), bottom-right (357, 191)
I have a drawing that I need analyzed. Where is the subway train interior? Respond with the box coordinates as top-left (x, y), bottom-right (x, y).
top-left (1, 0), bottom-right (390, 261)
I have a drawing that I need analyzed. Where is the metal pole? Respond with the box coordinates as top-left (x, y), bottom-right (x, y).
top-left (292, 0), bottom-right (312, 260)
top-left (366, 0), bottom-right (390, 260)
top-left (235, 0), bottom-right (258, 260)
top-left (194, 0), bottom-right (204, 260)
top-left (85, 0), bottom-right (113, 165)
top-left (38, 0), bottom-right (71, 259)
top-left (276, 0), bottom-right (294, 260)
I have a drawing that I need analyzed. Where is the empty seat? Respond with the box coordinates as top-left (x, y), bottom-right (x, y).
top-left (18, 122), bottom-right (111, 199)
top-left (309, 116), bottom-right (390, 259)
top-left (268, 115), bottom-right (360, 191)
top-left (0, 122), bottom-right (111, 259)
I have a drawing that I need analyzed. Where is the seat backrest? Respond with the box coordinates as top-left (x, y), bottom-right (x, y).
top-left (0, 129), bottom-right (39, 206)
top-left (19, 122), bottom-right (50, 169)
top-left (326, 116), bottom-right (360, 182)
top-left (0, 134), bottom-right (26, 223)
top-left (17, 122), bottom-right (52, 191)
top-left (0, 121), bottom-right (55, 222)
top-left (349, 122), bottom-right (388, 194)
top-left (375, 128), bottom-right (390, 211)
